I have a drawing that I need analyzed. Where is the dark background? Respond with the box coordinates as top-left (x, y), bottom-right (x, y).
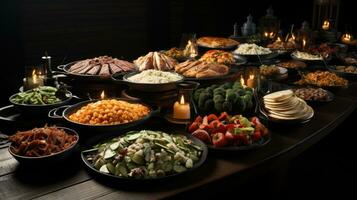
top-left (0, 0), bottom-right (355, 106)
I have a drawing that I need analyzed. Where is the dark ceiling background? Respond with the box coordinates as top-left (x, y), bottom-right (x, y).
top-left (0, 0), bottom-right (355, 105)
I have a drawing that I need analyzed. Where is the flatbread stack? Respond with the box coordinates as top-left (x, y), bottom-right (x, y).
top-left (263, 90), bottom-right (314, 121)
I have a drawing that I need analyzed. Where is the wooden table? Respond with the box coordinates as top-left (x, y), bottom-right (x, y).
top-left (0, 83), bottom-right (356, 200)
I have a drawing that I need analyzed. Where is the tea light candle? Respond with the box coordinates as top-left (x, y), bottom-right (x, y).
top-left (247, 74), bottom-right (255, 88)
top-left (322, 20), bottom-right (330, 31)
top-left (173, 95), bottom-right (190, 120)
top-left (342, 33), bottom-right (352, 43)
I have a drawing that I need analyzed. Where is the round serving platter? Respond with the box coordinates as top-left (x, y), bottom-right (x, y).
top-left (48, 98), bottom-right (160, 133)
top-left (81, 132), bottom-right (208, 183)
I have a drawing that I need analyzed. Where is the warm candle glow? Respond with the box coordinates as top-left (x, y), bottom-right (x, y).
top-left (180, 95), bottom-right (185, 104)
top-left (322, 20), bottom-right (330, 30)
top-left (247, 74), bottom-right (255, 88)
top-left (184, 40), bottom-right (198, 58)
top-left (32, 70), bottom-right (38, 84)
top-left (173, 94), bottom-right (190, 120)
top-left (269, 32), bottom-right (275, 39)
top-left (276, 37), bottom-right (282, 42)
top-left (302, 38), bottom-right (307, 49)
top-left (240, 75), bottom-right (245, 86)
top-left (264, 32), bottom-right (268, 37)
top-left (342, 33), bottom-right (352, 43)
top-left (100, 91), bottom-right (105, 99)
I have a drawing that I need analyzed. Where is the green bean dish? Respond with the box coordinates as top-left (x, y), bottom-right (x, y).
top-left (10, 86), bottom-right (61, 105)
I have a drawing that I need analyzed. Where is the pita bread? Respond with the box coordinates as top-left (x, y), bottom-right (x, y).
top-left (264, 90), bottom-right (294, 102)
top-left (263, 91), bottom-right (314, 121)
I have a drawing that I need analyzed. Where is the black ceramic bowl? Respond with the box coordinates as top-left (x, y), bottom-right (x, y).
top-left (8, 127), bottom-right (79, 165)
top-left (9, 89), bottom-right (73, 115)
top-left (48, 98), bottom-right (159, 133)
top-left (112, 71), bottom-right (184, 92)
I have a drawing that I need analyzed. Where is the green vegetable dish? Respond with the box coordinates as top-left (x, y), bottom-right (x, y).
top-left (84, 130), bottom-right (204, 179)
top-left (193, 80), bottom-right (254, 114)
top-left (10, 86), bottom-right (61, 105)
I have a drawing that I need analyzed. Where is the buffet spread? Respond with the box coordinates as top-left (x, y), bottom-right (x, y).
top-left (1, 24), bottom-right (357, 185)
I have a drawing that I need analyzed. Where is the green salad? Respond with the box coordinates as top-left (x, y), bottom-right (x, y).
top-left (85, 130), bottom-right (203, 179)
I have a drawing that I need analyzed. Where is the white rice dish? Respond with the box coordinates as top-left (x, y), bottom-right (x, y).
top-left (127, 69), bottom-right (182, 84)
top-left (234, 43), bottom-right (272, 55)
top-left (292, 51), bottom-right (323, 60)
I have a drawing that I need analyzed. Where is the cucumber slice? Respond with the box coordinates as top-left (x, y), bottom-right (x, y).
top-left (99, 165), bottom-right (109, 173)
top-left (104, 149), bottom-right (116, 159)
top-left (110, 142), bottom-right (120, 150)
top-left (126, 133), bottom-right (141, 141)
top-left (106, 163), bottom-right (116, 174)
top-left (173, 165), bottom-right (187, 173)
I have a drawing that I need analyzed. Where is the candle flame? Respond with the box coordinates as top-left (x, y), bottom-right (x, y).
top-left (32, 70), bottom-right (37, 84)
top-left (269, 32), bottom-right (275, 38)
top-left (180, 95), bottom-right (185, 104)
top-left (302, 39), bottom-right (306, 48)
top-left (249, 74), bottom-right (255, 79)
top-left (100, 91), bottom-right (105, 99)
top-left (264, 32), bottom-right (268, 37)
top-left (322, 20), bottom-right (330, 30)
top-left (240, 75), bottom-right (245, 86)
top-left (342, 33), bottom-right (352, 42)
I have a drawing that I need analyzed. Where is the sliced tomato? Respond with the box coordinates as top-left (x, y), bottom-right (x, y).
top-left (192, 129), bottom-right (211, 144)
top-left (207, 114), bottom-right (218, 123)
top-left (218, 112), bottom-right (228, 121)
top-left (212, 132), bottom-right (228, 147)
top-left (188, 122), bottom-right (199, 133)
top-left (252, 131), bottom-right (262, 142)
top-left (194, 116), bottom-right (203, 124)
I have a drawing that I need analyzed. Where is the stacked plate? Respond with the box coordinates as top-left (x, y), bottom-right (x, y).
top-left (262, 90), bottom-right (314, 123)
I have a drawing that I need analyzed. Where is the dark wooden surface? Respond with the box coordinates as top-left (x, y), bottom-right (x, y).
top-left (0, 83), bottom-right (356, 200)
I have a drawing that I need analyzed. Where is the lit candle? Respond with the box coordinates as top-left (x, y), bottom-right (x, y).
top-left (173, 95), bottom-right (190, 120)
top-left (269, 32), bottom-right (275, 39)
top-left (247, 74), bottom-right (255, 88)
top-left (342, 33), bottom-right (352, 43)
top-left (302, 38), bottom-right (307, 49)
top-left (322, 20), bottom-right (330, 31)
top-left (26, 70), bottom-right (44, 89)
top-left (264, 32), bottom-right (268, 37)
top-left (240, 75), bottom-right (247, 88)
top-left (100, 90), bottom-right (106, 99)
